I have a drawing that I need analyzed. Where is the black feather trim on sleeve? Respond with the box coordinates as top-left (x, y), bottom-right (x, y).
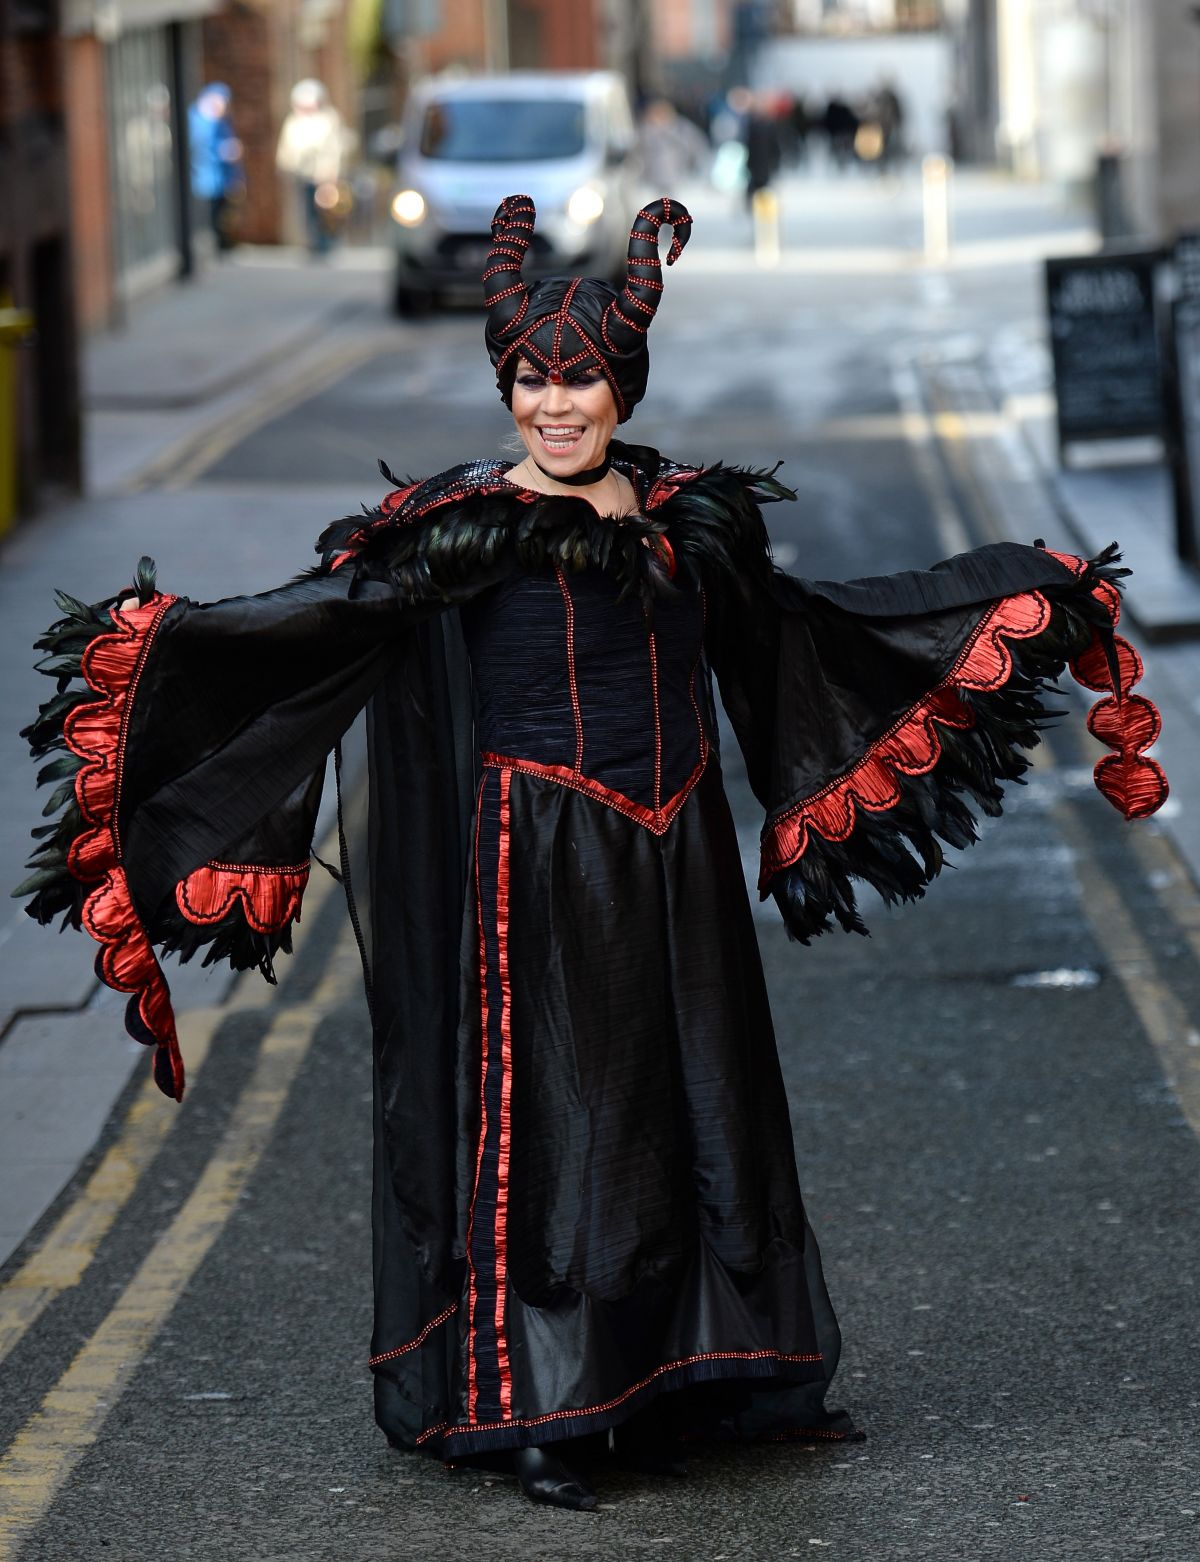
top-left (16, 560), bottom-right (314, 985)
top-left (763, 547), bottom-right (1166, 944)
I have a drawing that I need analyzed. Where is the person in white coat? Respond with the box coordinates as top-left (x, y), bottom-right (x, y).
top-left (276, 79), bottom-right (345, 254)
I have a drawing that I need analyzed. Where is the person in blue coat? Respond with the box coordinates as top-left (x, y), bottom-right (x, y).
top-left (188, 83), bottom-right (244, 252)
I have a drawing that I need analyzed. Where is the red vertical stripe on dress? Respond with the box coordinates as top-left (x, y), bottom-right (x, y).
top-left (648, 630), bottom-right (663, 822)
top-left (689, 587), bottom-right (707, 754)
top-left (493, 768), bottom-right (514, 1414)
top-left (465, 782), bottom-right (490, 1422)
top-left (555, 568), bottom-right (584, 774)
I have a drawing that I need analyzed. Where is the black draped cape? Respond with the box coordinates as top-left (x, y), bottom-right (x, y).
top-left (18, 440), bottom-right (1166, 1455)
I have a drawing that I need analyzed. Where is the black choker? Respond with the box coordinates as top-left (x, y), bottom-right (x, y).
top-left (531, 449), bottom-right (612, 487)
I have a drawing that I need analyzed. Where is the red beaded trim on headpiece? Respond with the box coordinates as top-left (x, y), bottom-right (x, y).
top-left (483, 193), bottom-right (692, 424)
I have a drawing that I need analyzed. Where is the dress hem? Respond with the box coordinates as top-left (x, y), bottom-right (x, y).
top-left (407, 1350), bottom-right (835, 1459)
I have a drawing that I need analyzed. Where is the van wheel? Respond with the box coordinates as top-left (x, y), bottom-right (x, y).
top-left (392, 279), bottom-right (432, 318)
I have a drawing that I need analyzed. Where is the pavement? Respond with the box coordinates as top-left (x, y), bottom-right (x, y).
top-left (81, 248), bottom-right (387, 412)
top-left (1, 168), bottom-right (1199, 1560)
top-left (981, 321), bottom-right (1200, 641)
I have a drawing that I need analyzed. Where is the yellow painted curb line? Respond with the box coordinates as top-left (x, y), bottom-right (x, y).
top-left (0, 831), bottom-right (341, 1367)
top-left (134, 336), bottom-right (387, 495)
top-left (1054, 805), bottom-right (1200, 1144)
top-left (0, 1008), bottom-right (222, 1365)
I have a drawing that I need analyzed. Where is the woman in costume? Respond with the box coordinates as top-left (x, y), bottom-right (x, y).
top-left (19, 195), bottom-right (1167, 1512)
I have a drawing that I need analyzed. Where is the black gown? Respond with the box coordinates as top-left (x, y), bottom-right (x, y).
top-left (18, 440), bottom-right (1166, 1459)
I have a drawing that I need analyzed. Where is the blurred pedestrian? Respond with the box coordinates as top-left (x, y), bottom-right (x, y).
top-left (789, 92), bottom-right (812, 166)
top-left (276, 79), bottom-right (346, 256)
top-left (709, 84), bottom-right (751, 148)
top-left (766, 90), bottom-right (798, 166)
top-left (639, 98), bottom-right (710, 189)
top-left (188, 83), bottom-right (244, 253)
top-left (873, 78), bottom-right (906, 171)
top-left (709, 86), bottom-right (751, 196)
top-left (823, 93), bottom-right (859, 171)
top-left (743, 90), bottom-right (783, 210)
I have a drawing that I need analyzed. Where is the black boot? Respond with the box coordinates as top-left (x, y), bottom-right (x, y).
top-left (512, 1445), bottom-right (599, 1512)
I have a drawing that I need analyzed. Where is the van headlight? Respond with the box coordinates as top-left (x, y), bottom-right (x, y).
top-left (391, 189), bottom-right (426, 226)
top-left (567, 186), bottom-right (604, 226)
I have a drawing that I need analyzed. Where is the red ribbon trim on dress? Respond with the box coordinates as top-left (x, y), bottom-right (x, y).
top-left (480, 751), bottom-right (709, 836)
top-left (175, 861), bottom-right (310, 931)
top-left (464, 768), bottom-right (516, 1424)
top-left (493, 769), bottom-right (514, 1417)
top-left (465, 782), bottom-right (491, 1422)
top-left (62, 594), bottom-right (187, 1101)
top-left (417, 1346), bottom-right (825, 1446)
top-left (368, 1301), bottom-right (460, 1366)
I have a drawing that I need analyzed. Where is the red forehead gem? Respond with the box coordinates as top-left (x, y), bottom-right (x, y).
top-left (547, 369), bottom-right (563, 383)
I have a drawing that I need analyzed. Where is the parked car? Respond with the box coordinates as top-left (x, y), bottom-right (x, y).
top-left (387, 71), bottom-right (641, 315)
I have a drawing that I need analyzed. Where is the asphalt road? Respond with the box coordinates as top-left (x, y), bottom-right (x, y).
top-left (2, 211), bottom-right (1198, 1562)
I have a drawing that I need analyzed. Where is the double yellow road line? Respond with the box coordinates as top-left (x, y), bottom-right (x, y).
top-left (127, 335), bottom-right (389, 496)
top-left (0, 1007), bottom-right (223, 1368)
top-left (1055, 801), bottom-right (1200, 1141)
top-left (905, 347), bottom-right (1200, 1143)
top-left (0, 864), bottom-right (358, 1557)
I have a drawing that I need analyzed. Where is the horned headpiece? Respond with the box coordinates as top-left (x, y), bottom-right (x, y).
top-left (483, 193), bottom-right (692, 423)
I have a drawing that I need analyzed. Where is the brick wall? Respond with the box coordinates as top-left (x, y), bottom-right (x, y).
top-left (652, 0), bottom-right (693, 60)
top-left (418, 0), bottom-right (602, 73)
top-left (0, 30), bottom-right (63, 127)
top-left (1151, 1), bottom-right (1200, 236)
top-left (649, 0), bottom-right (732, 61)
top-left (531, 0), bottom-right (599, 68)
top-left (201, 0), bottom-right (358, 246)
top-left (0, 3), bottom-right (81, 510)
top-left (421, 0), bottom-right (489, 73)
top-left (63, 36), bottom-right (114, 331)
top-left (201, 1), bottom-right (283, 244)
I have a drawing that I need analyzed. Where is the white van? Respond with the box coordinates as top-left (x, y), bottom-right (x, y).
top-left (388, 71), bottom-right (641, 315)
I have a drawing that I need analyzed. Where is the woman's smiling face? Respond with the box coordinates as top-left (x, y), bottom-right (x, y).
top-left (510, 357), bottom-right (618, 476)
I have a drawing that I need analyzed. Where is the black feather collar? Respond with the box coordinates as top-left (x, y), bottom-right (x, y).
top-left (313, 440), bottom-right (794, 612)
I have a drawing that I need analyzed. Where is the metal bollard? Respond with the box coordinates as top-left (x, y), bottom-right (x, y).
top-left (922, 154), bottom-right (952, 265)
top-left (752, 187), bottom-right (781, 269)
top-left (0, 306), bottom-right (36, 536)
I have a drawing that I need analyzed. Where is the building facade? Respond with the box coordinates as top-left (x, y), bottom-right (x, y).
top-left (946, 0), bottom-right (1200, 243)
top-left (0, 0), bottom-right (82, 516)
top-left (397, 0), bottom-right (612, 75)
top-left (61, 0), bottom-right (220, 330)
top-left (200, 0), bottom-right (359, 248)
top-left (60, 0), bottom-right (361, 332)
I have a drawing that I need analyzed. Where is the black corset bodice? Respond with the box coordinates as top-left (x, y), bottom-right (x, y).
top-left (460, 568), bottom-right (710, 832)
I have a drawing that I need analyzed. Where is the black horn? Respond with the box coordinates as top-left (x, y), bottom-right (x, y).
top-left (483, 194), bottom-right (535, 339)
top-left (602, 196), bottom-right (692, 353)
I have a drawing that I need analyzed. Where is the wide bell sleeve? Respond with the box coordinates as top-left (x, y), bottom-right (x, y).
top-left (707, 534), bottom-right (1168, 945)
top-left (16, 480), bottom-right (513, 1102)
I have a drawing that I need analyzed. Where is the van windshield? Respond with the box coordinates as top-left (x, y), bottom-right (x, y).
top-left (419, 99), bottom-right (586, 162)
